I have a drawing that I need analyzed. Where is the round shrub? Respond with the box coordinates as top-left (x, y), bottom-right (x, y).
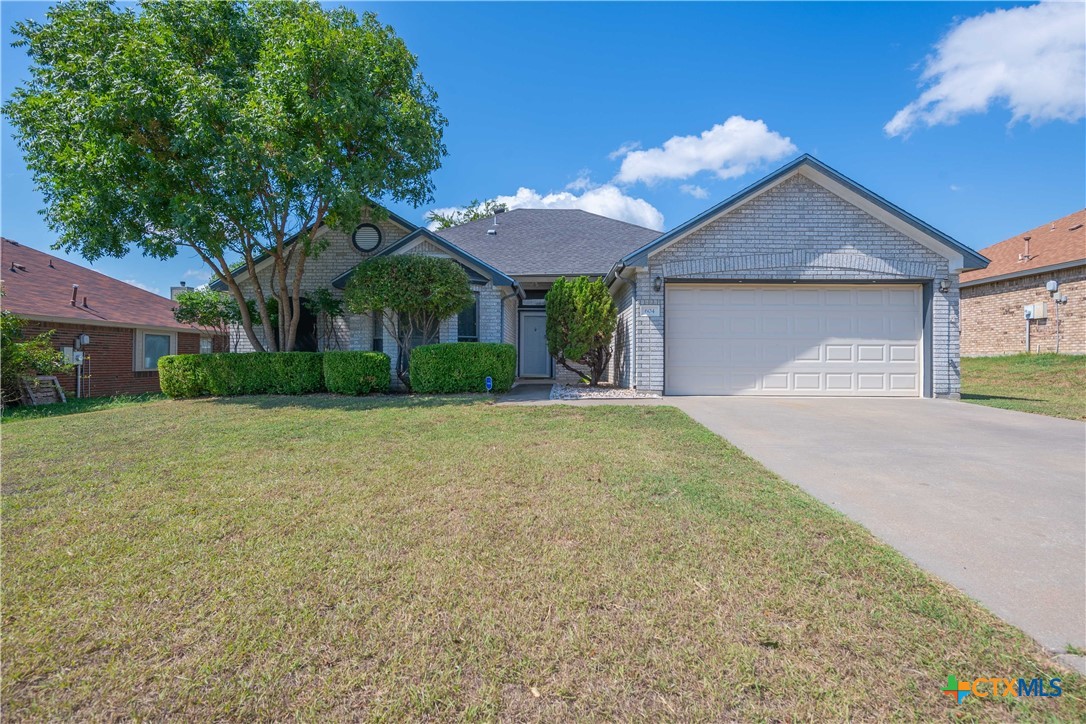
top-left (323, 351), bottom-right (391, 395)
top-left (409, 343), bottom-right (516, 394)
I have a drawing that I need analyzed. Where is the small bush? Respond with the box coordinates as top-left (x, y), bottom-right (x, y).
top-left (410, 343), bottom-right (516, 394)
top-left (158, 352), bottom-right (324, 398)
top-left (323, 351), bottom-right (391, 395)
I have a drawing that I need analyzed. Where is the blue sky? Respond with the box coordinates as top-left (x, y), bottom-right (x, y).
top-left (2, 1), bottom-right (1083, 296)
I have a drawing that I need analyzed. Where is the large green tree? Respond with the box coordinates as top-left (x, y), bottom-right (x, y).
top-left (344, 254), bottom-right (473, 389)
top-left (4, 0), bottom-right (447, 352)
top-left (545, 276), bottom-right (617, 386)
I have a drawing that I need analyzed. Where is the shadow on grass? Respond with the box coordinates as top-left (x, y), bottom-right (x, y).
top-left (1, 393), bottom-right (166, 422)
top-left (205, 392), bottom-right (492, 413)
top-left (961, 393), bottom-right (1044, 403)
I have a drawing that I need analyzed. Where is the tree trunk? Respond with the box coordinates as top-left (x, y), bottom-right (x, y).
top-left (222, 274), bottom-right (266, 353)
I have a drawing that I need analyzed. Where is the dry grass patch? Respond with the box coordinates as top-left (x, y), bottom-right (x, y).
top-left (2, 395), bottom-right (1082, 720)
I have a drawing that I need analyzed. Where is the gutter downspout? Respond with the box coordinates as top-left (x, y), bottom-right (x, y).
top-left (498, 281), bottom-right (521, 346)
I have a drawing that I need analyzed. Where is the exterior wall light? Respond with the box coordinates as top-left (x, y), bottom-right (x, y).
top-left (653, 276), bottom-right (663, 293)
top-left (938, 277), bottom-right (950, 293)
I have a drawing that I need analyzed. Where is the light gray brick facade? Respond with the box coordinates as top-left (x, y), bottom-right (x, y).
top-left (226, 213), bottom-right (517, 387)
top-left (626, 174), bottom-right (961, 396)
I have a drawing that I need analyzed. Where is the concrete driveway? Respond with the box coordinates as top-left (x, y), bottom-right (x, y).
top-left (669, 397), bottom-right (1086, 670)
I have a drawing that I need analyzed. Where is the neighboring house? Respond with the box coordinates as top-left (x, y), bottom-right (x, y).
top-left (218, 155), bottom-right (989, 397)
top-left (0, 238), bottom-right (214, 397)
top-left (959, 210), bottom-right (1085, 356)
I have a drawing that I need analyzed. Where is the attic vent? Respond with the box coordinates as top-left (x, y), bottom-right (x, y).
top-left (486, 228), bottom-right (497, 235)
top-left (1070, 223), bottom-right (1084, 231)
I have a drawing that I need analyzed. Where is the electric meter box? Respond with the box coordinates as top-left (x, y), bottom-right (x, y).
top-left (1023, 302), bottom-right (1048, 320)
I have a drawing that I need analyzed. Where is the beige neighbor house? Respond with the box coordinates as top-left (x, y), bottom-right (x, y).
top-left (959, 210), bottom-right (1085, 356)
top-left (217, 155), bottom-right (989, 397)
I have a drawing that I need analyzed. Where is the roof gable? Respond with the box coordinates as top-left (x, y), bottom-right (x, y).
top-left (620, 154), bottom-right (989, 272)
top-left (330, 228), bottom-right (516, 290)
top-left (209, 208), bottom-right (418, 291)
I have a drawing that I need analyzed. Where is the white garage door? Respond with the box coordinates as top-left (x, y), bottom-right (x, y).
top-left (665, 284), bottom-right (922, 396)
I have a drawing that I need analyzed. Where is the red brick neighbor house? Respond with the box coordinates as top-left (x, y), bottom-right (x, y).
top-left (959, 211), bottom-right (1085, 356)
top-left (1, 238), bottom-right (214, 397)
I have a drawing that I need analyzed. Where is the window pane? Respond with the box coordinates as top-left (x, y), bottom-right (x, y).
top-left (458, 297), bottom-right (479, 342)
top-left (144, 334), bottom-right (170, 369)
top-left (200, 337), bottom-right (213, 354)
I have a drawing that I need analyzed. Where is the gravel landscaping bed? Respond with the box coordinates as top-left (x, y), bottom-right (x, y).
top-left (550, 383), bottom-right (661, 400)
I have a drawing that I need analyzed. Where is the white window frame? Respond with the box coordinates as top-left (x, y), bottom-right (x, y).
top-left (134, 330), bottom-right (177, 371)
top-left (199, 336), bottom-right (214, 354)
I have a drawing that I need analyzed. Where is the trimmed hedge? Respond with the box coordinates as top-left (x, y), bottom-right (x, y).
top-left (409, 343), bottom-right (516, 394)
top-left (158, 352), bottom-right (325, 398)
top-left (323, 351), bottom-right (391, 395)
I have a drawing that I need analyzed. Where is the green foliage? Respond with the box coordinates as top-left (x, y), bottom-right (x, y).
top-left (323, 351), bottom-right (391, 395)
top-left (409, 343), bottom-right (516, 394)
top-left (304, 288), bottom-right (345, 351)
top-left (425, 199), bottom-right (508, 230)
top-left (545, 276), bottom-right (618, 386)
top-left (172, 288), bottom-right (242, 351)
top-left (344, 254), bottom-right (474, 388)
top-left (1, 309), bottom-right (72, 405)
top-left (4, 0), bottom-right (447, 352)
top-left (158, 352), bottom-right (324, 398)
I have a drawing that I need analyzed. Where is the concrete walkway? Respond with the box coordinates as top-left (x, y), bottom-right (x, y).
top-left (667, 397), bottom-right (1086, 672)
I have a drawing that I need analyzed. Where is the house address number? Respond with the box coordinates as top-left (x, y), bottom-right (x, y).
top-left (640, 304), bottom-right (660, 317)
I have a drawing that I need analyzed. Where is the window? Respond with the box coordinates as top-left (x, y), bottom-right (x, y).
top-left (400, 312), bottom-right (438, 347)
top-left (135, 330), bottom-right (175, 371)
top-left (458, 294), bottom-right (479, 342)
top-left (200, 337), bottom-right (214, 354)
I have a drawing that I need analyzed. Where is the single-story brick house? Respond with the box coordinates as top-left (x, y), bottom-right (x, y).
top-left (1, 238), bottom-right (214, 397)
top-left (220, 155), bottom-right (989, 397)
top-left (960, 209), bottom-right (1085, 356)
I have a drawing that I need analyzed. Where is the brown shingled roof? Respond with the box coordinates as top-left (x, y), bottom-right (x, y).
top-left (960, 210), bottom-right (1086, 285)
top-left (0, 238), bottom-right (202, 332)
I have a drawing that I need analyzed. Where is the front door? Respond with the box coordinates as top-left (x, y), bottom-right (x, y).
top-left (519, 310), bottom-right (551, 377)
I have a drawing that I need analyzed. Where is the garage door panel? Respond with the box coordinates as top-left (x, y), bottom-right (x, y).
top-left (826, 373), bottom-right (854, 391)
top-left (857, 345), bottom-right (885, 362)
top-left (795, 344), bottom-right (821, 362)
top-left (825, 317), bottom-right (853, 335)
top-left (665, 284), bottom-right (921, 396)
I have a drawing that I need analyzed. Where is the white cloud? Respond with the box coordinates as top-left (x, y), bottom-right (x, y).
top-left (949, 184), bottom-right (961, 192)
top-left (885, 2), bottom-right (1086, 137)
top-left (680, 184), bottom-right (710, 199)
top-left (122, 279), bottom-right (162, 295)
top-left (608, 141), bottom-right (641, 160)
top-left (613, 116), bottom-right (797, 185)
top-left (183, 268), bottom-right (207, 279)
top-left (494, 184), bottom-right (664, 230)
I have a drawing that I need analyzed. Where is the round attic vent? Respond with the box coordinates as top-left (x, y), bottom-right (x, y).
top-left (352, 223), bottom-right (382, 253)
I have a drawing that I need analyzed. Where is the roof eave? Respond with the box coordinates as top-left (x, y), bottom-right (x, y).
top-left (621, 154), bottom-right (990, 272)
top-left (960, 258), bottom-right (1086, 288)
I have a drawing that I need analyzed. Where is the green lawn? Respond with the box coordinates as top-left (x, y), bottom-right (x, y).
top-left (961, 354), bottom-right (1086, 420)
top-left (2, 396), bottom-right (1082, 720)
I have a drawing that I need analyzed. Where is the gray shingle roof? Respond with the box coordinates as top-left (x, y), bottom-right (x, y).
top-left (436, 209), bottom-right (661, 277)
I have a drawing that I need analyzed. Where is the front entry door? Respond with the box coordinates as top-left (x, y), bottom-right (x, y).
top-left (519, 310), bottom-right (551, 377)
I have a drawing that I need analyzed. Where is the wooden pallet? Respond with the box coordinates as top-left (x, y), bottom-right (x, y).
top-left (20, 376), bottom-right (67, 406)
